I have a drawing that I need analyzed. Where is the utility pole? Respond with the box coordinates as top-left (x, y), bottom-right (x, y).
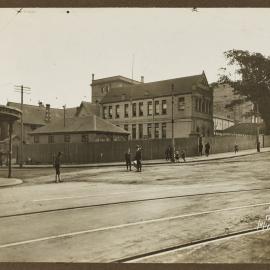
top-left (63, 105), bottom-right (66, 127)
top-left (171, 84), bottom-right (175, 162)
top-left (15, 85), bottom-right (31, 168)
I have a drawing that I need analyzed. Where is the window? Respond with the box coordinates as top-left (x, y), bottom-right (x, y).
top-left (64, 134), bottom-right (70, 143)
top-left (147, 123), bottom-right (152, 138)
top-left (154, 123), bottom-right (159, 139)
top-left (34, 135), bottom-right (39, 144)
top-left (202, 100), bottom-right (205, 113)
top-left (195, 97), bottom-right (199, 111)
top-left (161, 123), bottom-right (166, 138)
top-left (103, 106), bottom-right (107, 119)
top-left (108, 106), bottom-right (112, 119)
top-left (101, 87), bottom-right (104, 93)
top-left (154, 100), bottom-right (160, 115)
top-left (139, 102), bottom-right (143, 116)
top-left (124, 104), bottom-right (129, 118)
top-left (178, 97), bottom-right (185, 111)
top-left (132, 103), bottom-right (137, 117)
top-left (124, 124), bottom-right (129, 131)
top-left (138, 124), bottom-right (143, 139)
top-left (132, 124), bottom-right (136, 139)
top-left (147, 101), bottom-right (153, 116)
top-left (48, 135), bottom-right (54, 143)
top-left (115, 105), bottom-right (120, 118)
top-left (162, 100), bottom-right (167, 115)
top-left (81, 134), bottom-right (89, 143)
top-left (198, 99), bottom-right (202, 112)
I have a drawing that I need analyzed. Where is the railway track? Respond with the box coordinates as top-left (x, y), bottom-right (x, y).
top-left (1, 186), bottom-right (270, 219)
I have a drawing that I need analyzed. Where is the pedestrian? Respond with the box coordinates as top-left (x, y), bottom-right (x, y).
top-left (198, 143), bottom-right (203, 156)
top-left (175, 150), bottom-right (180, 162)
top-left (234, 144), bottom-right (239, 154)
top-left (165, 146), bottom-right (171, 161)
top-left (125, 148), bottom-right (132, 171)
top-left (257, 141), bottom-right (261, 152)
top-left (135, 145), bottom-right (142, 172)
top-left (205, 142), bottom-right (210, 157)
top-left (54, 152), bottom-right (62, 183)
top-left (181, 150), bottom-right (186, 162)
top-left (0, 152), bottom-right (2, 167)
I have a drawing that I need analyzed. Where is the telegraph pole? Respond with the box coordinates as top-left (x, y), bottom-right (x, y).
top-left (63, 105), bottom-right (66, 127)
top-left (171, 84), bottom-right (175, 162)
top-left (15, 85), bottom-right (31, 168)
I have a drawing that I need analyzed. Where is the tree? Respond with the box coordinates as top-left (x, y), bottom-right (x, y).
top-left (218, 49), bottom-right (270, 134)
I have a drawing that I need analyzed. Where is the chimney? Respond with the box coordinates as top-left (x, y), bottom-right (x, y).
top-left (92, 73), bottom-right (95, 82)
top-left (45, 104), bottom-right (51, 122)
top-left (38, 101), bottom-right (43, 107)
top-left (93, 115), bottom-right (96, 131)
top-left (141, 76), bottom-right (144, 83)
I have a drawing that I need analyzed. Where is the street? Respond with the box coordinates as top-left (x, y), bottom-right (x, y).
top-left (0, 152), bottom-right (270, 262)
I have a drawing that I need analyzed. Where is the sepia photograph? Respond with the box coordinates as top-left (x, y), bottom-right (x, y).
top-left (0, 6), bottom-right (270, 266)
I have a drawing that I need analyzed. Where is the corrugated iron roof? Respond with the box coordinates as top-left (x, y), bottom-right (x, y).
top-left (30, 115), bottom-right (129, 135)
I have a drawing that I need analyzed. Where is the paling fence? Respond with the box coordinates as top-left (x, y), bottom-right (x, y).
top-left (15, 134), bottom-right (270, 164)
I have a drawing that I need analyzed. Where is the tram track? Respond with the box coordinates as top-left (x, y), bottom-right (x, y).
top-left (1, 186), bottom-right (270, 219)
top-left (112, 227), bottom-right (264, 263)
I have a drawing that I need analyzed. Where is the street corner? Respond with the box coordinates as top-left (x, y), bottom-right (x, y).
top-left (0, 177), bottom-right (23, 187)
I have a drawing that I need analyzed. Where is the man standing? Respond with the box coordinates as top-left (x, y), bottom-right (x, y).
top-left (135, 145), bottom-right (142, 172)
top-left (257, 141), bottom-right (261, 152)
top-left (205, 142), bottom-right (210, 157)
top-left (125, 148), bottom-right (132, 171)
top-left (54, 152), bottom-right (62, 183)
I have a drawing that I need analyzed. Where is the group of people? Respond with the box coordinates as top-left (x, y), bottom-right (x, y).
top-left (165, 146), bottom-right (186, 162)
top-left (125, 145), bottom-right (142, 172)
top-left (198, 142), bottom-right (211, 157)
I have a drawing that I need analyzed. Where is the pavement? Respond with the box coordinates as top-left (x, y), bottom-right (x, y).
top-left (0, 147), bottom-right (269, 188)
top-left (0, 178), bottom-right (22, 187)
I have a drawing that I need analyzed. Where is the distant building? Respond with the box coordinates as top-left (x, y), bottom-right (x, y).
top-left (213, 84), bottom-right (263, 124)
top-left (30, 115), bottom-right (129, 144)
top-left (98, 72), bottom-right (214, 139)
top-left (213, 115), bottom-right (234, 135)
top-left (0, 101), bottom-right (100, 145)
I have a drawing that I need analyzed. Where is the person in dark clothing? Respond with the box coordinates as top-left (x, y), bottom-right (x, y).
top-left (54, 152), bottom-right (62, 183)
top-left (234, 144), bottom-right (239, 154)
top-left (181, 150), bottom-right (186, 162)
top-left (175, 150), bottom-right (180, 162)
top-left (135, 145), bottom-right (142, 172)
top-left (205, 142), bottom-right (210, 157)
top-left (198, 143), bottom-right (203, 156)
top-left (257, 141), bottom-right (261, 152)
top-left (165, 146), bottom-right (172, 161)
top-left (0, 152), bottom-right (2, 167)
top-left (125, 148), bottom-right (132, 171)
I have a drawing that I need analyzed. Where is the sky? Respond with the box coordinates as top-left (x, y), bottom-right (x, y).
top-left (0, 8), bottom-right (270, 109)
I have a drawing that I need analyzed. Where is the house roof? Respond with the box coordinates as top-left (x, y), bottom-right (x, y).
top-left (30, 115), bottom-right (129, 135)
top-left (223, 122), bottom-right (265, 135)
top-left (91, 75), bottom-right (141, 86)
top-left (7, 102), bottom-right (77, 125)
top-left (75, 101), bottom-right (100, 116)
top-left (100, 73), bottom-right (209, 104)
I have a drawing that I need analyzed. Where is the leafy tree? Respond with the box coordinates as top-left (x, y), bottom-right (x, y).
top-left (218, 49), bottom-right (270, 134)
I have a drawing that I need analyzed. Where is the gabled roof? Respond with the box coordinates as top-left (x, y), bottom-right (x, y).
top-left (223, 122), bottom-right (265, 135)
top-left (7, 102), bottom-right (77, 125)
top-left (100, 73), bottom-right (209, 104)
top-left (30, 115), bottom-right (129, 135)
top-left (91, 75), bottom-right (141, 86)
top-left (75, 101), bottom-right (100, 117)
